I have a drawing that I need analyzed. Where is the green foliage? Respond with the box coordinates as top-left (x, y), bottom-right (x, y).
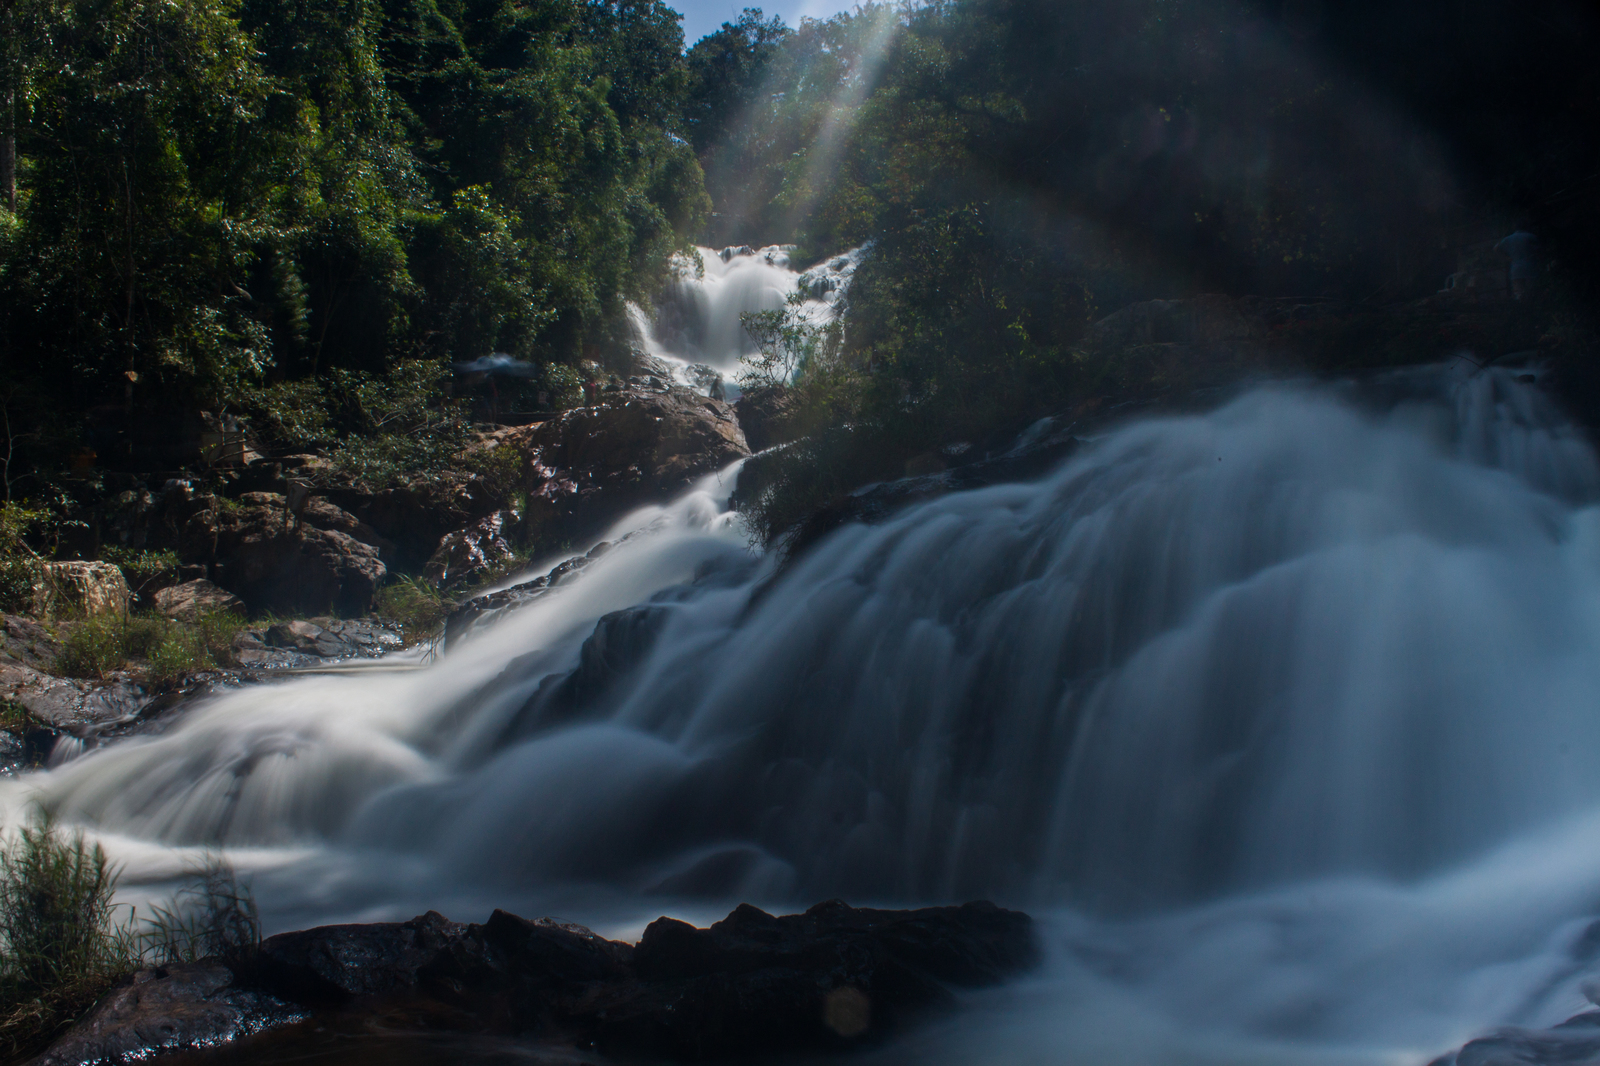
top-left (0, 815), bottom-right (135, 1058)
top-left (99, 547), bottom-right (179, 590)
top-left (542, 363), bottom-right (585, 410)
top-left (730, 424), bottom-right (906, 553)
top-left (0, 0), bottom-right (710, 480)
top-left (54, 619), bottom-right (127, 681)
top-left (55, 612), bottom-right (243, 683)
top-left (0, 701), bottom-right (36, 736)
top-left (373, 575), bottom-right (450, 641)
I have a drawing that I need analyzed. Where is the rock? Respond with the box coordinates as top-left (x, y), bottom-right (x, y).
top-left (488, 380), bottom-right (749, 547)
top-left (183, 495), bottom-right (385, 617)
top-left (497, 604), bottom-right (671, 742)
top-left (425, 510), bottom-right (517, 586)
top-left (577, 900), bottom-right (1037, 1060)
top-left (299, 497), bottom-right (394, 554)
top-left (324, 473), bottom-right (489, 572)
top-left (33, 561), bottom-right (131, 619)
top-left (0, 662), bottom-right (144, 732)
top-left (26, 961), bottom-right (301, 1066)
top-left (765, 419), bottom-right (1084, 561)
top-left (441, 536), bottom-right (636, 649)
top-left (152, 579), bottom-right (246, 622)
top-left (1430, 1009), bottom-right (1600, 1066)
top-left (259, 911), bottom-right (465, 1004)
top-left (419, 909), bottom-right (636, 1030)
top-left (734, 384), bottom-right (802, 452)
top-left (236, 619), bottom-right (401, 667)
top-left (0, 614), bottom-right (61, 671)
top-left (43, 900), bottom-right (1035, 1064)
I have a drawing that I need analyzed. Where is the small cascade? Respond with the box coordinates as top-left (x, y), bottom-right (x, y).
top-left (629, 244), bottom-right (866, 395)
top-left (9, 362), bottom-right (1600, 1064)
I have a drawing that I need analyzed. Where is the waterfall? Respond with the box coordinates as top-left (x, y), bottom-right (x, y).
top-left (8, 360), bottom-right (1600, 1063)
top-left (629, 244), bottom-right (866, 392)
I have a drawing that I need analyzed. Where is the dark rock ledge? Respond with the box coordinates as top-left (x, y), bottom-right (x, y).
top-left (1430, 1006), bottom-right (1600, 1066)
top-left (30, 900), bottom-right (1037, 1065)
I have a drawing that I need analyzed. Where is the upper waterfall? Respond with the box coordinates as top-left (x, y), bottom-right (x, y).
top-left (629, 244), bottom-right (866, 391)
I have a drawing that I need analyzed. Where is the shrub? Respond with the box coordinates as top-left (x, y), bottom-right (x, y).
top-left (0, 503), bottom-right (48, 615)
top-left (53, 619), bottom-right (126, 680)
top-left (146, 637), bottom-right (206, 686)
top-left (98, 547), bottom-right (179, 595)
top-left (0, 558), bottom-right (39, 616)
top-left (374, 576), bottom-right (451, 642)
top-left (192, 611), bottom-right (245, 665)
top-left (0, 815), bottom-right (134, 1058)
top-left (0, 701), bottom-right (36, 736)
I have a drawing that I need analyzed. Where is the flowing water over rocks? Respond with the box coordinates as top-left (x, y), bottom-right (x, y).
top-left (10, 361), bottom-right (1600, 1064)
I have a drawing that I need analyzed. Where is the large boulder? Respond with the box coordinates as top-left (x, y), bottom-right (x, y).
top-left (152, 579), bottom-right (246, 622)
top-left (181, 494), bottom-right (385, 618)
top-left (488, 380), bottom-right (749, 547)
top-left (574, 899), bottom-right (1039, 1060)
top-left (734, 384), bottom-right (803, 452)
top-left (33, 562), bottom-right (130, 619)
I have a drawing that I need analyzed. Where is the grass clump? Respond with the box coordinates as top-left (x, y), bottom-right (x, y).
top-left (53, 618), bottom-right (127, 680)
top-left (140, 857), bottom-right (259, 969)
top-left (0, 816), bottom-right (135, 1059)
top-left (374, 576), bottom-right (452, 642)
top-left (0, 701), bottom-right (37, 736)
top-left (54, 611), bottom-right (246, 683)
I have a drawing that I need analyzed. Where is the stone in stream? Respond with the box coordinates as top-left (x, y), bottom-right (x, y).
top-left (30, 900), bottom-right (1037, 1064)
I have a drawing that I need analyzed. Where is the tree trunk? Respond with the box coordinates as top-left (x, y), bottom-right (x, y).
top-left (1, 86), bottom-right (14, 214)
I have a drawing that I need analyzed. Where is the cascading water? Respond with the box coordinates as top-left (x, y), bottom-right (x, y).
top-left (629, 244), bottom-right (866, 391)
top-left (7, 360), bottom-right (1600, 1063)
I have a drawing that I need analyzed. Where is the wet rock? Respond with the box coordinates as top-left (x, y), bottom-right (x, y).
top-left (235, 619), bottom-right (401, 667)
top-left (425, 510), bottom-right (517, 586)
top-left (0, 662), bottom-right (145, 731)
top-left (441, 537), bottom-right (630, 648)
top-left (776, 420), bottom-right (1084, 561)
top-left (1430, 1009), bottom-right (1600, 1066)
top-left (152, 578), bottom-right (246, 622)
top-left (42, 900), bottom-right (1036, 1064)
top-left (419, 910), bottom-right (635, 1030)
top-left (580, 900), bottom-right (1036, 1060)
top-left (27, 962), bottom-right (302, 1066)
top-left (33, 561), bottom-right (131, 619)
top-left (260, 911), bottom-right (466, 1005)
top-left (498, 604), bottom-right (670, 741)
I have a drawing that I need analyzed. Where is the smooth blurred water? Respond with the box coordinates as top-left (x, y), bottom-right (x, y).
top-left (8, 362), bottom-right (1600, 1064)
top-left (629, 243), bottom-right (864, 384)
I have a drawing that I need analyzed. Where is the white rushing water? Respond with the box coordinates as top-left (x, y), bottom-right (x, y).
top-left (629, 243), bottom-right (866, 391)
top-left (6, 360), bottom-right (1600, 1064)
